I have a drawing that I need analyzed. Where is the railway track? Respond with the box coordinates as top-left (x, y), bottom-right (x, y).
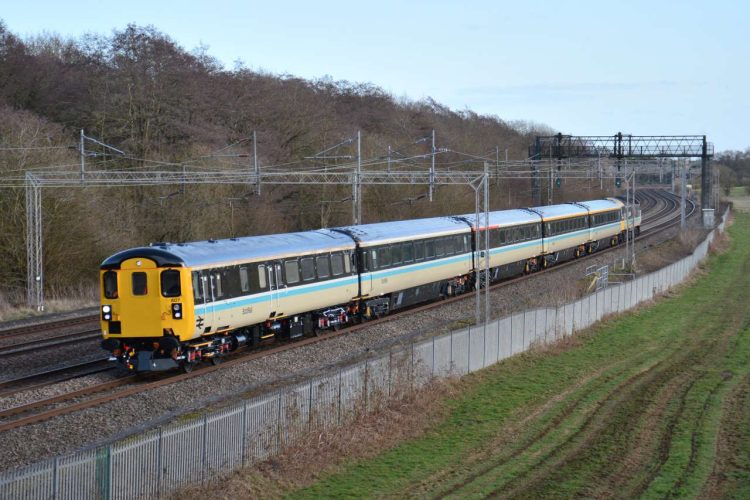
top-left (0, 315), bottom-right (98, 341)
top-left (639, 189), bottom-right (695, 234)
top-left (0, 358), bottom-right (114, 398)
top-left (0, 188), bottom-right (695, 432)
top-left (0, 329), bottom-right (101, 357)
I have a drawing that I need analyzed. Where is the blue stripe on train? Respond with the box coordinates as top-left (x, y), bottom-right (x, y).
top-left (197, 222), bottom-right (624, 314)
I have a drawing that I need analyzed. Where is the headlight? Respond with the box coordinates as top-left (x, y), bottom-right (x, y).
top-left (102, 305), bottom-right (111, 313)
top-left (172, 303), bottom-right (183, 319)
top-left (102, 305), bottom-right (112, 321)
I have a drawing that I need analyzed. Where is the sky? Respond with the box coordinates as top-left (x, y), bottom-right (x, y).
top-left (2, 0), bottom-right (749, 152)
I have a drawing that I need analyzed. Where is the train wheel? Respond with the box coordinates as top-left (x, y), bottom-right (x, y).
top-left (210, 356), bottom-right (223, 366)
top-left (181, 362), bottom-right (194, 373)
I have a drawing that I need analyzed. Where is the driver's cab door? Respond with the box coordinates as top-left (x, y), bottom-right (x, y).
top-left (192, 270), bottom-right (214, 336)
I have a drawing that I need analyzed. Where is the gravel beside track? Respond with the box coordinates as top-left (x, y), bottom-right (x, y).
top-left (0, 207), bottom-right (706, 471)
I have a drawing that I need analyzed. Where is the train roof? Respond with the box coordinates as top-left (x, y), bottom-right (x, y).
top-left (576, 198), bottom-right (624, 213)
top-left (529, 202), bottom-right (590, 221)
top-left (455, 209), bottom-right (541, 229)
top-left (101, 230), bottom-right (355, 269)
top-left (332, 216), bottom-right (469, 247)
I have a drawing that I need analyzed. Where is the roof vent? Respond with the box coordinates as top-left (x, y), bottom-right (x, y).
top-left (208, 239), bottom-right (218, 243)
top-left (230, 238), bottom-right (239, 241)
top-left (149, 242), bottom-right (169, 247)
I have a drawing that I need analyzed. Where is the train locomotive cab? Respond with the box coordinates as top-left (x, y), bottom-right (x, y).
top-left (100, 231), bottom-right (360, 373)
top-left (100, 248), bottom-right (194, 372)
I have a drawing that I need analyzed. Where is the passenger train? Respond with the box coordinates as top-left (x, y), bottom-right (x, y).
top-left (100, 198), bottom-right (641, 372)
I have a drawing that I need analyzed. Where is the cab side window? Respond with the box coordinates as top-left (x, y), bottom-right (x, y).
top-left (160, 270), bottom-right (181, 297)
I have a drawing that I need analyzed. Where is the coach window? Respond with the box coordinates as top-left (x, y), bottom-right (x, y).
top-left (191, 271), bottom-right (204, 303)
top-left (391, 244), bottom-right (402, 266)
top-left (284, 260), bottom-right (300, 284)
top-left (378, 246), bottom-right (391, 268)
top-left (490, 229), bottom-right (501, 248)
top-left (300, 257), bottom-right (315, 281)
top-left (414, 240), bottom-right (424, 261)
top-left (444, 237), bottom-right (454, 255)
top-left (239, 267), bottom-right (250, 293)
top-left (368, 250), bottom-right (378, 270)
top-left (212, 272), bottom-right (224, 299)
top-left (252, 265), bottom-right (267, 292)
top-left (103, 271), bottom-right (118, 299)
top-left (435, 238), bottom-right (445, 257)
top-left (316, 255), bottom-right (330, 279)
top-left (403, 242), bottom-right (414, 263)
top-left (424, 239), bottom-right (435, 260)
top-left (132, 272), bottom-right (148, 296)
top-left (330, 253), bottom-right (344, 276)
top-left (161, 270), bottom-right (181, 297)
top-left (345, 252), bottom-right (353, 273)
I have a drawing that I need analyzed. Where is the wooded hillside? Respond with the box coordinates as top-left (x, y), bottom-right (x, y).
top-left (0, 22), bottom-right (561, 300)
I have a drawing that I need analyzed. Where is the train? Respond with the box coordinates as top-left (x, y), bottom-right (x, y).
top-left (100, 198), bottom-right (641, 372)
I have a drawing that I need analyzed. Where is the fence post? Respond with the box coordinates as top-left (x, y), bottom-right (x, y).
top-left (337, 368), bottom-right (342, 425)
top-left (364, 358), bottom-right (369, 412)
top-left (467, 327), bottom-right (471, 373)
top-left (497, 319), bottom-right (501, 360)
top-left (276, 393), bottom-right (282, 453)
top-left (388, 349), bottom-right (392, 397)
top-left (308, 379), bottom-right (313, 430)
top-left (52, 456), bottom-right (59, 500)
top-left (240, 404), bottom-right (247, 468)
top-left (410, 342), bottom-right (415, 394)
top-left (432, 336), bottom-right (436, 377)
top-left (483, 322), bottom-right (487, 368)
top-left (201, 414), bottom-right (208, 485)
top-left (107, 445), bottom-right (113, 500)
top-left (156, 427), bottom-right (163, 498)
top-left (450, 330), bottom-right (454, 374)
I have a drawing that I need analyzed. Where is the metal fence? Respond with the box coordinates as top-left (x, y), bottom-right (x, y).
top-left (0, 210), bottom-right (728, 499)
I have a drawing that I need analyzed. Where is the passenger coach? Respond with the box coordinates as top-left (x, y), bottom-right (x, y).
top-left (333, 216), bottom-right (473, 317)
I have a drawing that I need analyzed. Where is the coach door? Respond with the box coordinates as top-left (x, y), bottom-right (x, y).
top-left (268, 262), bottom-right (283, 312)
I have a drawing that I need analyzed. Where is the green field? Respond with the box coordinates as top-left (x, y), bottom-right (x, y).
top-left (728, 187), bottom-right (750, 213)
top-left (290, 214), bottom-right (750, 498)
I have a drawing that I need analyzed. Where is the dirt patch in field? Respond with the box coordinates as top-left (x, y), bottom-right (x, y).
top-left (701, 374), bottom-right (750, 498)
